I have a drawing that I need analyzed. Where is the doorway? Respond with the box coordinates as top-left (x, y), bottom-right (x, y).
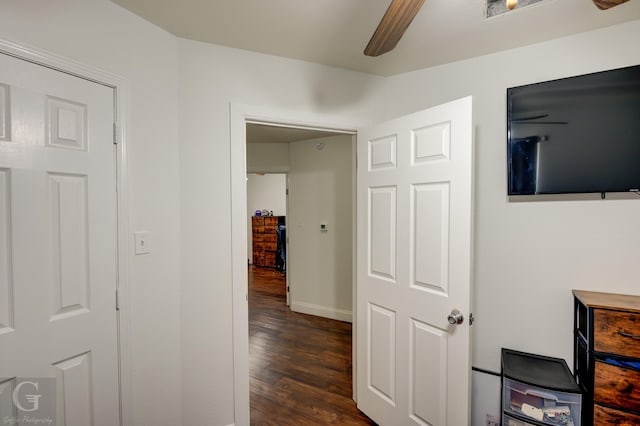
top-left (244, 121), bottom-right (359, 423)
top-left (230, 104), bottom-right (359, 424)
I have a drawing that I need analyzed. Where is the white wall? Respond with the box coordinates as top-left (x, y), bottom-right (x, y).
top-left (182, 19), bottom-right (640, 425)
top-left (246, 173), bottom-right (287, 263)
top-left (6, 3), bottom-right (640, 424)
top-left (0, 1), bottom-right (182, 425)
top-left (288, 135), bottom-right (354, 322)
top-left (376, 20), bottom-right (640, 423)
top-left (179, 38), bottom-right (382, 425)
top-left (246, 142), bottom-right (290, 173)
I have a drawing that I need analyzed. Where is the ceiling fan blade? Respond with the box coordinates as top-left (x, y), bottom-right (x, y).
top-left (512, 114), bottom-right (549, 122)
top-left (592, 0), bottom-right (630, 10)
top-left (364, 0), bottom-right (426, 57)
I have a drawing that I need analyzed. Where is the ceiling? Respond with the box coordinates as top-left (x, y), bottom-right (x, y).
top-left (112, 0), bottom-right (640, 76)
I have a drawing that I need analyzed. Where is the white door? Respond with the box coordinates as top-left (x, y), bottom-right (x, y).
top-left (356, 97), bottom-right (473, 425)
top-left (0, 52), bottom-right (120, 425)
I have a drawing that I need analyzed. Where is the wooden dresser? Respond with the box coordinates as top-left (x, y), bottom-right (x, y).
top-left (251, 216), bottom-right (282, 268)
top-left (573, 290), bottom-right (640, 425)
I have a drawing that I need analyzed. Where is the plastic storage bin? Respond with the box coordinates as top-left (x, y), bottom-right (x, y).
top-left (504, 414), bottom-right (538, 426)
top-left (502, 348), bottom-right (582, 426)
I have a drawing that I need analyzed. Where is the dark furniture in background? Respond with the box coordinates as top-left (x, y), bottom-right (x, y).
top-left (275, 224), bottom-right (286, 272)
top-left (252, 215), bottom-right (285, 269)
top-left (573, 290), bottom-right (640, 425)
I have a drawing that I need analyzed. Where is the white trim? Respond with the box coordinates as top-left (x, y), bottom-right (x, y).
top-left (290, 301), bottom-right (353, 323)
top-left (245, 118), bottom-right (357, 135)
top-left (351, 134), bottom-right (358, 402)
top-left (230, 103), bottom-right (361, 425)
top-left (0, 38), bottom-right (133, 426)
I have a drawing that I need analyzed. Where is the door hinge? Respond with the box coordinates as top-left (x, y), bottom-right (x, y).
top-left (113, 122), bottom-right (118, 145)
top-left (115, 288), bottom-right (120, 311)
top-left (287, 286), bottom-right (290, 293)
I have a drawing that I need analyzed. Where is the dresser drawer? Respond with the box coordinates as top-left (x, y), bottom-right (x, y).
top-left (262, 233), bottom-right (277, 243)
top-left (594, 403), bottom-right (640, 425)
top-left (264, 252), bottom-right (276, 267)
top-left (264, 216), bottom-right (278, 226)
top-left (594, 309), bottom-right (640, 358)
top-left (594, 361), bottom-right (640, 413)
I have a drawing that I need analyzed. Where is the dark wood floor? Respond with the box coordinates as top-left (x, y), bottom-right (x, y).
top-left (249, 266), bottom-right (376, 426)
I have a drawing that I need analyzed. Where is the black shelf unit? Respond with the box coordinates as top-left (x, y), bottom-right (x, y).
top-left (573, 290), bottom-right (640, 425)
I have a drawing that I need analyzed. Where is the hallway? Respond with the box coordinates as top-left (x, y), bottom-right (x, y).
top-left (249, 266), bottom-right (375, 425)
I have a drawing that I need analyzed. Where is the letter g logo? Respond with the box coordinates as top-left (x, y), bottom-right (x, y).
top-left (12, 381), bottom-right (42, 412)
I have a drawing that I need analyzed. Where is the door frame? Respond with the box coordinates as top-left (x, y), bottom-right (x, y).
top-left (0, 38), bottom-right (133, 426)
top-left (230, 103), bottom-right (361, 424)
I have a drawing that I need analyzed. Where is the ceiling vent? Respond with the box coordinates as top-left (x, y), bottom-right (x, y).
top-left (486, 0), bottom-right (546, 17)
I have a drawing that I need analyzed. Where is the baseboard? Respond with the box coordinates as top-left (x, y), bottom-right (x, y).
top-left (291, 301), bottom-right (352, 323)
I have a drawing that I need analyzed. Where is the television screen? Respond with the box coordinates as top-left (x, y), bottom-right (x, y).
top-left (507, 65), bottom-right (640, 195)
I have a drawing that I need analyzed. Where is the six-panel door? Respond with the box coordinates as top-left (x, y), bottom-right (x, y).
top-left (357, 97), bottom-right (473, 425)
top-left (0, 52), bottom-right (120, 425)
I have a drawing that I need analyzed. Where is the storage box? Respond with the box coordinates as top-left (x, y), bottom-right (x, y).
top-left (503, 414), bottom-right (538, 426)
top-left (503, 377), bottom-right (581, 425)
top-left (502, 348), bottom-right (582, 426)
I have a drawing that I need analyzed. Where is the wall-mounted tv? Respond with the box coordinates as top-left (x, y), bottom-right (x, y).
top-left (507, 65), bottom-right (640, 196)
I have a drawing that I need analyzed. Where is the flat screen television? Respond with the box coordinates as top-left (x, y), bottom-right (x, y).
top-left (507, 64), bottom-right (640, 196)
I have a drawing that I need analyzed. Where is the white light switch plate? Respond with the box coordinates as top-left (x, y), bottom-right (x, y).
top-left (134, 231), bottom-right (150, 255)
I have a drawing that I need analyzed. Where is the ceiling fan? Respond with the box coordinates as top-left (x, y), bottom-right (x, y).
top-left (364, 0), bottom-right (631, 57)
top-left (592, 0), bottom-right (630, 9)
top-left (364, 0), bottom-right (426, 57)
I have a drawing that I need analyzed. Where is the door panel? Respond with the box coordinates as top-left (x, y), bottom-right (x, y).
top-left (46, 96), bottom-right (87, 150)
top-left (50, 173), bottom-right (90, 319)
top-left (369, 135), bottom-right (397, 170)
top-left (0, 52), bottom-right (119, 425)
top-left (412, 121), bottom-right (450, 164)
top-left (369, 303), bottom-right (397, 404)
top-left (357, 97), bottom-right (473, 425)
top-left (410, 318), bottom-right (447, 426)
top-left (53, 352), bottom-right (93, 426)
top-left (0, 83), bottom-right (9, 141)
top-left (412, 182), bottom-right (449, 293)
top-left (369, 186), bottom-right (397, 281)
top-left (0, 168), bottom-right (12, 334)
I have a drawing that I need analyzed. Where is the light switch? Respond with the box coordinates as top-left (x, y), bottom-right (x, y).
top-left (134, 231), bottom-right (150, 255)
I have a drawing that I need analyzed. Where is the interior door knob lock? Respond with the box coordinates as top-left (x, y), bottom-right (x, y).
top-left (448, 309), bottom-right (464, 325)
